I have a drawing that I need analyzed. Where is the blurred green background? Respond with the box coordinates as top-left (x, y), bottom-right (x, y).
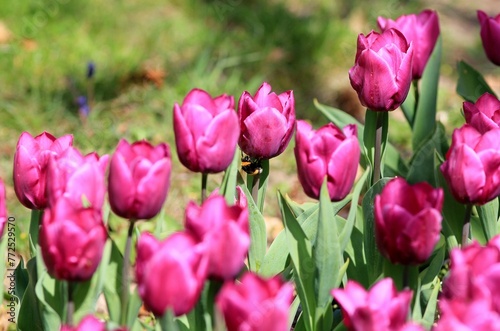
top-left (0, 0), bottom-right (499, 261)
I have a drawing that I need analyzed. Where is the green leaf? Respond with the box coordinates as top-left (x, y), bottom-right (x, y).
top-left (420, 277), bottom-right (441, 329)
top-left (412, 36), bottom-right (442, 151)
top-left (278, 191), bottom-right (316, 331)
top-left (34, 272), bottom-right (65, 329)
top-left (14, 258), bottom-right (29, 303)
top-left (476, 198), bottom-right (499, 242)
top-left (343, 205), bottom-right (369, 287)
top-left (103, 239), bottom-right (124, 323)
top-left (158, 310), bottom-right (180, 331)
top-left (17, 257), bottom-right (44, 331)
top-left (456, 60), bottom-right (497, 102)
top-left (315, 181), bottom-right (343, 310)
top-left (239, 185), bottom-right (267, 273)
top-left (219, 147), bottom-right (240, 205)
top-left (314, 99), bottom-right (408, 177)
top-left (361, 178), bottom-right (391, 285)
top-left (126, 287), bottom-right (143, 328)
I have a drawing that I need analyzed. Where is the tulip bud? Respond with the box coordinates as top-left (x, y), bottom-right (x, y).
top-left (440, 124), bottom-right (500, 205)
top-left (185, 192), bottom-right (249, 279)
top-left (374, 177), bottom-right (443, 265)
top-left (378, 9), bottom-right (440, 79)
top-left (294, 121), bottom-right (360, 201)
top-left (173, 89), bottom-right (240, 173)
top-left (349, 29), bottom-right (413, 111)
top-left (39, 197), bottom-right (107, 281)
top-left (60, 315), bottom-right (106, 331)
top-left (463, 92), bottom-right (500, 133)
top-left (332, 278), bottom-right (423, 331)
top-left (46, 147), bottom-right (108, 210)
top-left (216, 272), bottom-right (293, 331)
top-left (238, 82), bottom-right (296, 159)
top-left (108, 139), bottom-right (171, 220)
top-left (477, 10), bottom-right (500, 66)
top-left (13, 131), bottom-right (73, 210)
top-left (135, 232), bottom-right (208, 317)
top-left (0, 179), bottom-right (6, 238)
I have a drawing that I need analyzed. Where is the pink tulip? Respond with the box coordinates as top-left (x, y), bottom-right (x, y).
top-left (440, 124), bottom-right (500, 205)
top-left (216, 272), bottom-right (293, 331)
top-left (135, 232), bottom-right (208, 317)
top-left (378, 9), bottom-right (440, 79)
top-left (13, 131), bottom-right (73, 210)
top-left (374, 177), bottom-right (443, 265)
top-left (332, 278), bottom-right (423, 331)
top-left (60, 315), bottom-right (106, 331)
top-left (349, 29), bottom-right (413, 111)
top-left (238, 82), bottom-right (296, 159)
top-left (294, 120), bottom-right (360, 201)
top-left (39, 197), bottom-right (107, 281)
top-left (46, 147), bottom-right (108, 210)
top-left (185, 192), bottom-right (249, 279)
top-left (478, 10), bottom-right (500, 66)
top-left (0, 179), bottom-right (6, 237)
top-left (108, 139), bottom-right (171, 220)
top-left (463, 92), bottom-right (500, 133)
top-left (173, 89), bottom-right (240, 173)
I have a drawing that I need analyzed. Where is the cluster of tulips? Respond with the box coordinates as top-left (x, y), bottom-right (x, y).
top-left (1, 6), bottom-right (500, 331)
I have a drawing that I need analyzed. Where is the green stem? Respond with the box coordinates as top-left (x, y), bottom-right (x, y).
top-left (372, 113), bottom-right (384, 186)
top-left (29, 209), bottom-right (43, 257)
top-left (67, 281), bottom-right (75, 326)
top-left (402, 265), bottom-right (409, 289)
top-left (201, 173), bottom-right (208, 203)
top-left (120, 219), bottom-right (136, 326)
top-left (159, 310), bottom-right (178, 331)
top-left (462, 204), bottom-right (473, 247)
top-left (413, 80), bottom-right (419, 113)
top-left (251, 173), bottom-right (260, 207)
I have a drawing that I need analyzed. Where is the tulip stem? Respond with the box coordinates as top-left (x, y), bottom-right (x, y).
top-left (67, 281), bottom-right (75, 326)
top-left (201, 173), bottom-right (208, 203)
top-left (413, 80), bottom-right (420, 112)
top-left (403, 265), bottom-right (409, 289)
top-left (372, 113), bottom-right (384, 185)
top-left (462, 204), bottom-right (473, 247)
top-left (29, 209), bottom-right (43, 257)
top-left (121, 219), bottom-right (136, 326)
top-left (251, 173), bottom-right (260, 206)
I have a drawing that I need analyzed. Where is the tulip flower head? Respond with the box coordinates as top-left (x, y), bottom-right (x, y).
top-left (60, 315), bottom-right (106, 331)
top-left (185, 192), bottom-right (249, 279)
top-left (463, 92), bottom-right (500, 133)
top-left (477, 10), bottom-right (500, 66)
top-left (46, 147), bottom-right (108, 210)
top-left (332, 278), bottom-right (423, 331)
top-left (238, 82), bottom-right (296, 159)
top-left (294, 120), bottom-right (360, 201)
top-left (216, 272), bottom-right (294, 331)
top-left (374, 177), bottom-right (443, 265)
top-left (108, 139), bottom-right (171, 220)
top-left (349, 29), bottom-right (413, 111)
top-left (440, 124), bottom-right (500, 205)
top-left (378, 9), bottom-right (440, 79)
top-left (173, 89), bottom-right (240, 173)
top-left (135, 232), bottom-right (208, 317)
top-left (13, 131), bottom-right (73, 210)
top-left (39, 196), bottom-right (107, 281)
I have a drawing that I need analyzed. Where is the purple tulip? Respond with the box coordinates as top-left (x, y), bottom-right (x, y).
top-left (108, 139), bottom-right (171, 220)
top-left (238, 82), bottom-right (296, 159)
top-left (332, 278), bottom-right (424, 331)
top-left (135, 232), bottom-right (208, 317)
top-left (294, 120), bottom-right (360, 201)
top-left (39, 196), bottom-right (107, 281)
top-left (173, 89), bottom-right (240, 173)
top-left (60, 315), bottom-right (106, 331)
top-left (349, 29), bottom-right (413, 111)
top-left (463, 92), bottom-right (500, 133)
top-left (216, 272), bottom-right (294, 331)
top-left (185, 192), bottom-right (249, 279)
top-left (440, 124), bottom-right (500, 205)
top-left (46, 147), bottom-right (108, 210)
top-left (374, 177), bottom-right (443, 265)
top-left (13, 131), bottom-right (73, 210)
top-left (378, 9), bottom-right (440, 79)
top-left (478, 10), bottom-right (500, 66)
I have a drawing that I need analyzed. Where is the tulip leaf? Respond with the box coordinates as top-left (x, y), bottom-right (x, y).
top-left (420, 277), bottom-right (441, 329)
top-left (361, 178), bottom-right (391, 285)
top-left (278, 190), bottom-right (316, 331)
top-left (456, 60), bottom-right (496, 102)
top-left (288, 295), bottom-right (302, 331)
top-left (34, 271), bottom-right (65, 329)
top-left (407, 122), bottom-right (448, 185)
top-left (219, 147), bottom-right (240, 205)
top-left (412, 36), bottom-right (442, 151)
top-left (239, 185), bottom-right (267, 273)
top-left (14, 258), bottom-right (29, 304)
top-left (126, 287), bottom-right (143, 329)
top-left (476, 198), bottom-right (499, 242)
top-left (343, 205), bottom-right (370, 287)
top-left (17, 257), bottom-right (44, 331)
top-left (315, 181), bottom-right (343, 310)
top-left (313, 99), bottom-right (408, 177)
top-left (103, 238), bottom-right (124, 323)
